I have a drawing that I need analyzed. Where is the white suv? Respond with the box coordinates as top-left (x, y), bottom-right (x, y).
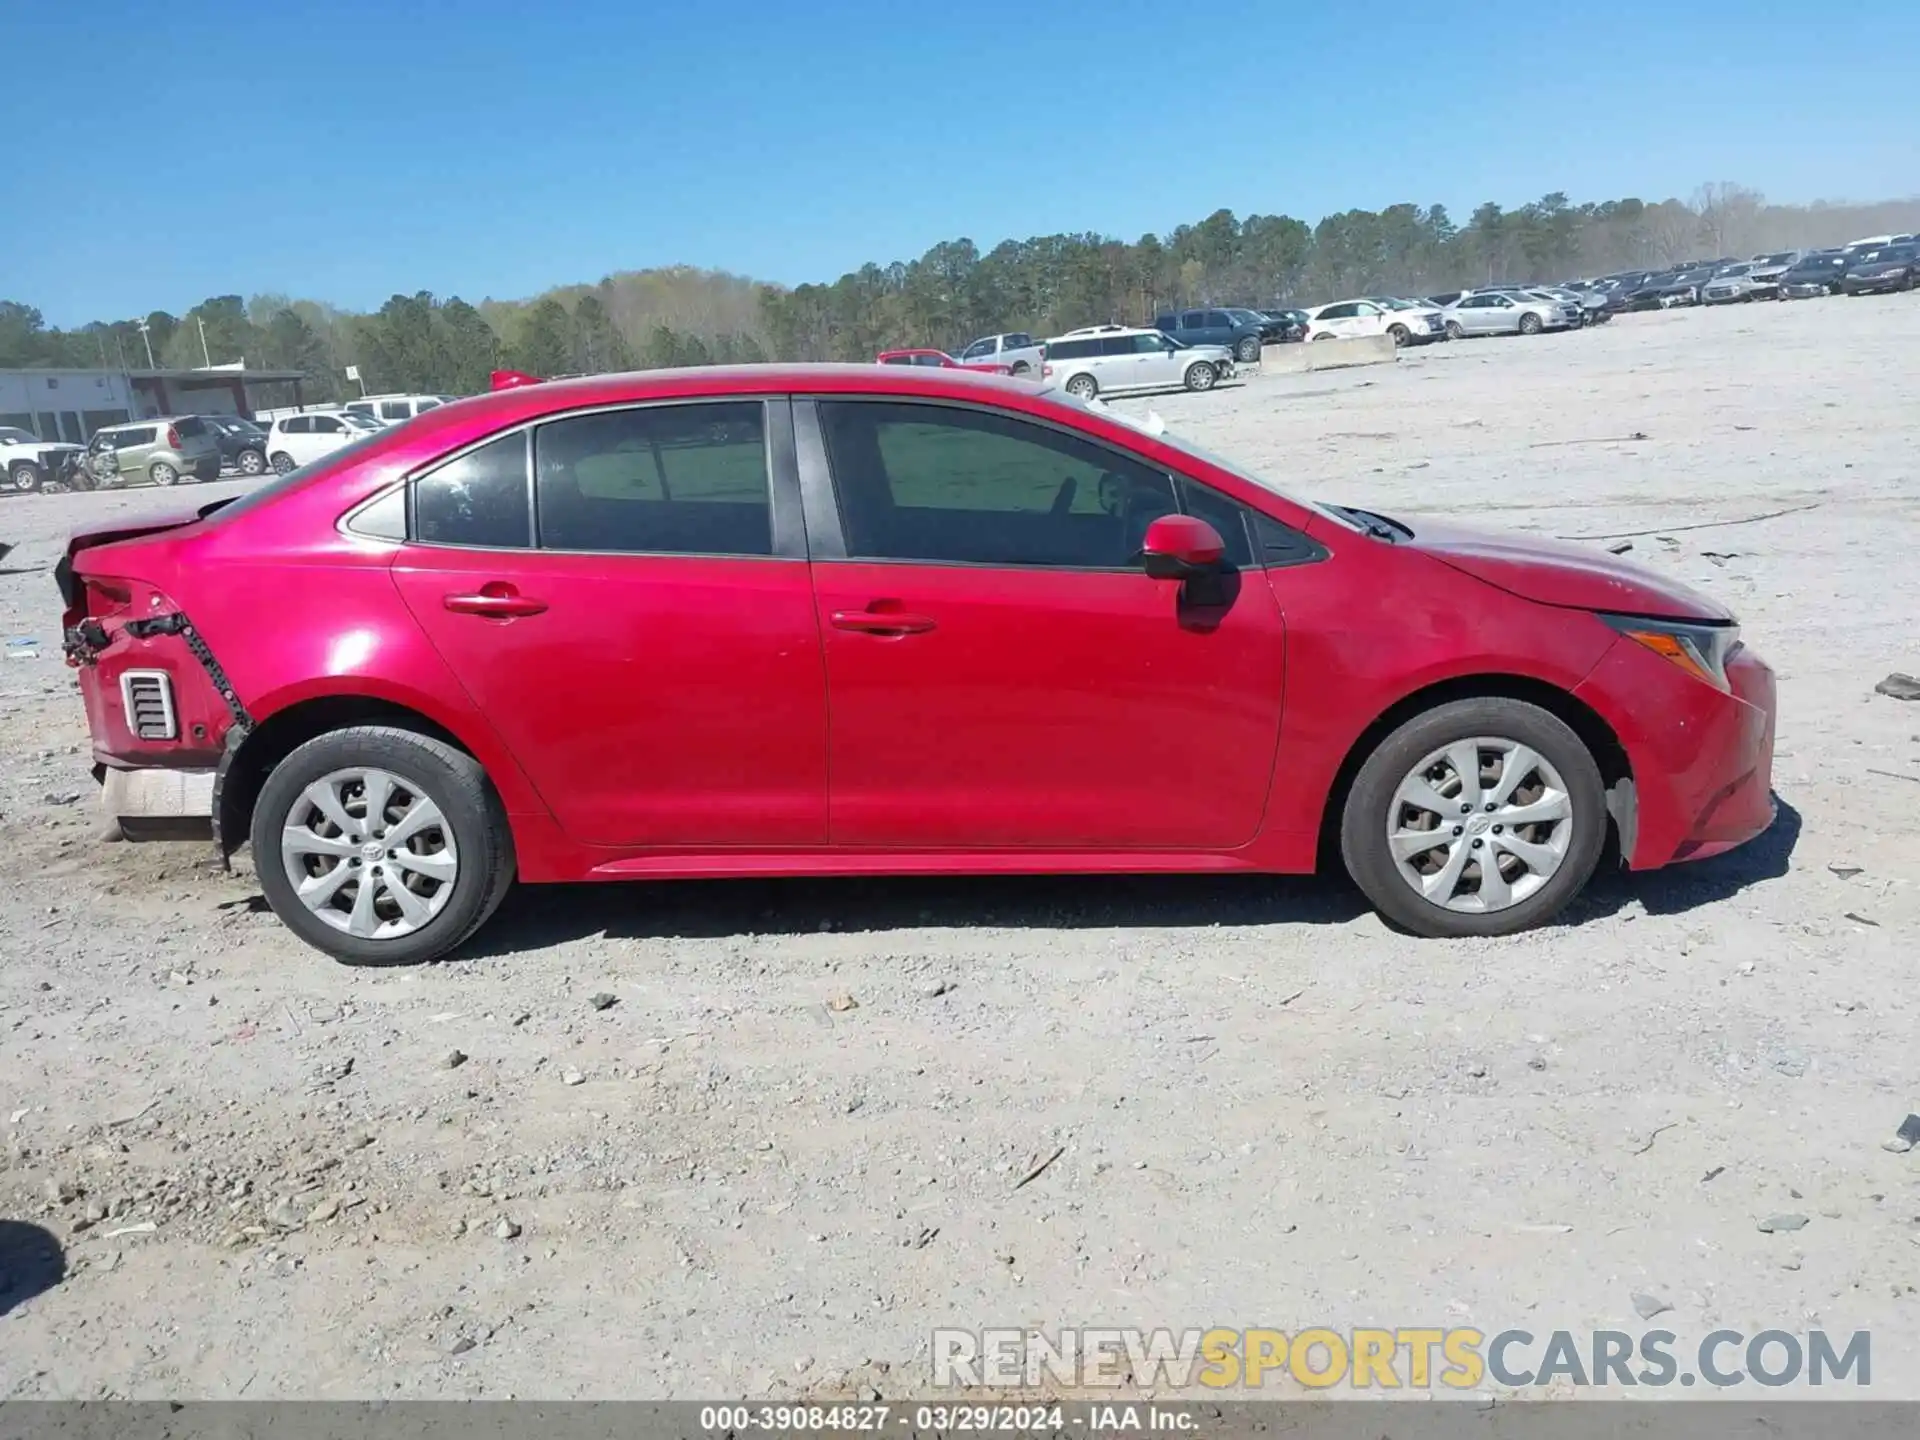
top-left (1305, 298), bottom-right (1446, 345)
top-left (344, 393), bottom-right (458, 426)
top-left (264, 410), bottom-right (382, 473)
top-left (1041, 327), bottom-right (1235, 400)
top-left (955, 334), bottom-right (1044, 376)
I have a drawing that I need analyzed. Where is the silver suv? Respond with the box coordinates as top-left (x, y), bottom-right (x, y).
top-left (1041, 327), bottom-right (1235, 399)
top-left (85, 416), bottom-right (222, 487)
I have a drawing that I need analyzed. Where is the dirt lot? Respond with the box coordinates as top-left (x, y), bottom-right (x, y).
top-left (1, 298), bottom-right (1917, 1400)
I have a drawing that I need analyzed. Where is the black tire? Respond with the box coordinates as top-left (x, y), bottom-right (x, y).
top-left (1312, 332), bottom-right (1336, 342)
top-left (1010, 361), bottom-right (1031, 376)
top-left (1234, 336), bottom-right (1261, 363)
top-left (270, 451), bottom-right (297, 474)
top-left (1518, 312), bottom-right (1543, 335)
top-left (1339, 697), bottom-right (1607, 938)
top-left (1387, 323), bottom-right (1411, 347)
top-left (251, 726), bottom-right (516, 965)
top-left (1063, 373), bottom-right (1098, 400)
top-left (7, 461), bottom-right (43, 493)
top-left (149, 461), bottom-right (179, 487)
top-left (1182, 361), bottom-right (1217, 392)
top-left (1444, 320), bottom-right (1466, 340)
top-left (237, 447), bottom-right (266, 475)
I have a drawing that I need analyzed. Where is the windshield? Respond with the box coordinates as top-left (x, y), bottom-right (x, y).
top-left (1051, 392), bottom-right (1368, 535)
top-left (1715, 265), bottom-right (1752, 277)
top-left (0, 427), bottom-right (37, 445)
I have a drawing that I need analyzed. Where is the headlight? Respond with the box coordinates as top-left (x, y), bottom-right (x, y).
top-left (1600, 614), bottom-right (1741, 690)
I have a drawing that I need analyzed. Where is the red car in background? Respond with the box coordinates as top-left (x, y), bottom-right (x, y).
top-left (59, 365), bottom-right (1775, 965)
top-left (876, 348), bottom-right (1013, 375)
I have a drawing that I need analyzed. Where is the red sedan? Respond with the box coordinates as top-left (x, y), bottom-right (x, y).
top-left (58, 365), bottom-right (1776, 965)
top-left (875, 348), bottom-right (1013, 375)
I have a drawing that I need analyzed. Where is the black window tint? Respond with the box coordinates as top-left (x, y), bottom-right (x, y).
top-left (880, 355), bottom-right (914, 365)
top-left (1048, 338), bottom-right (1095, 360)
top-left (1202, 310), bottom-right (1231, 328)
top-left (1006, 334), bottom-right (1033, 347)
top-left (284, 416), bottom-right (309, 434)
top-left (819, 400), bottom-right (1176, 569)
top-left (380, 401), bottom-right (411, 419)
top-left (413, 433), bottom-right (531, 549)
top-left (1097, 336), bottom-right (1133, 356)
top-left (1153, 315), bottom-right (1175, 329)
top-left (1174, 477), bottom-right (1253, 568)
top-left (173, 416), bottom-right (208, 436)
top-left (1131, 333), bottom-right (1168, 354)
top-left (312, 416), bottom-right (344, 432)
top-left (534, 402), bottom-right (770, 556)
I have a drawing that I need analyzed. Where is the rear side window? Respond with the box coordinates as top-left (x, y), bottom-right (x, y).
top-left (413, 433), bottom-right (531, 549)
top-left (1047, 338), bottom-right (1096, 360)
top-left (533, 402), bottom-right (771, 556)
top-left (1097, 336), bottom-right (1134, 356)
top-left (1005, 334), bottom-right (1033, 348)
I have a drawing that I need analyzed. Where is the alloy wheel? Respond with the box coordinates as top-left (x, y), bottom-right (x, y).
top-left (239, 449), bottom-right (265, 475)
top-left (1387, 737), bottom-right (1573, 914)
top-left (280, 767), bottom-right (460, 940)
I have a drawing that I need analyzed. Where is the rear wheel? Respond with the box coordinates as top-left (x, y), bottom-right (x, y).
top-left (270, 451), bottom-right (297, 474)
top-left (237, 447), bottom-right (266, 475)
top-left (1387, 323), bottom-right (1411, 347)
top-left (149, 461), bottom-right (179, 487)
top-left (1182, 361), bottom-right (1217, 391)
top-left (1312, 332), bottom-right (1336, 342)
top-left (1340, 697), bottom-right (1606, 938)
top-left (1063, 373), bottom-right (1098, 400)
top-left (7, 461), bottom-right (42, 493)
top-left (1010, 361), bottom-right (1031, 376)
top-left (251, 726), bottom-right (515, 966)
top-left (1445, 320), bottom-right (1465, 340)
top-left (1234, 336), bottom-right (1261, 363)
top-left (1518, 312), bottom-right (1543, 335)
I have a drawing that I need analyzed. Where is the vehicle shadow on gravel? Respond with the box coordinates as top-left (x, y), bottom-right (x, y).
top-left (1571, 791), bottom-right (1802, 922)
top-left (457, 871), bottom-right (1371, 956)
top-left (0, 1220), bottom-right (66, 1316)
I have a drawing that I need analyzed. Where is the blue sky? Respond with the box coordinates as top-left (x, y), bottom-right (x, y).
top-left (7, 0), bottom-right (1917, 326)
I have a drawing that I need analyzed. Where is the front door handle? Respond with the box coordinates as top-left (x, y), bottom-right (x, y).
top-left (444, 585), bottom-right (547, 618)
top-left (830, 609), bottom-right (936, 636)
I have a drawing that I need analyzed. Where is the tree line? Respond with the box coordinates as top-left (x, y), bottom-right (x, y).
top-left (5, 183), bottom-right (1916, 402)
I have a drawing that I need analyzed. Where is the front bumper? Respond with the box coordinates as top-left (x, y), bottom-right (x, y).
top-left (1843, 275), bottom-right (1908, 294)
top-left (1779, 282), bottom-right (1831, 298)
top-left (1574, 637), bottom-right (1777, 870)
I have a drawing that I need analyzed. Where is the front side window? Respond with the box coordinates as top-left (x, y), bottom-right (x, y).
top-left (819, 400), bottom-right (1176, 569)
top-left (960, 341), bottom-right (991, 360)
top-left (534, 401), bottom-right (771, 556)
top-left (1201, 310), bottom-right (1231, 328)
top-left (1131, 333), bottom-right (1170, 354)
top-left (1318, 303), bottom-right (1356, 320)
top-left (312, 416), bottom-right (344, 433)
top-left (413, 433), bottom-right (531, 549)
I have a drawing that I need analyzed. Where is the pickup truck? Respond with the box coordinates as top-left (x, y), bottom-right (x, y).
top-left (954, 332), bottom-right (1046, 376)
top-left (0, 425), bottom-right (85, 493)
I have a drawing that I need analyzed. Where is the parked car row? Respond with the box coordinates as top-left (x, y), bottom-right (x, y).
top-left (1571, 238), bottom-right (1918, 312)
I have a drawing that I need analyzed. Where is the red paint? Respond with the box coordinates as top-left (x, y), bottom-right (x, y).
top-left (59, 362), bottom-right (1778, 900)
top-left (873, 348), bottom-right (1014, 375)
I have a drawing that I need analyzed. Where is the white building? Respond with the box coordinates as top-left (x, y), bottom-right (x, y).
top-left (0, 366), bottom-right (313, 442)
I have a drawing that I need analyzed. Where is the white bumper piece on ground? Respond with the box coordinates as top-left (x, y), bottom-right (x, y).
top-left (102, 767), bottom-right (215, 838)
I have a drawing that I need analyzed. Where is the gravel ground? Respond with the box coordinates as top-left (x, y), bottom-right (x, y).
top-left (1, 297), bottom-right (1916, 1400)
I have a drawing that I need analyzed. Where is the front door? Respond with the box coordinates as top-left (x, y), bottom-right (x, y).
top-left (805, 398), bottom-right (1287, 850)
top-left (390, 399), bottom-right (828, 848)
top-left (1126, 331), bottom-right (1184, 389)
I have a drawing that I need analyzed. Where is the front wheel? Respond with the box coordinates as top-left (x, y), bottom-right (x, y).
top-left (7, 462), bottom-right (43, 493)
top-left (1444, 320), bottom-right (1465, 340)
top-left (1312, 332), bottom-right (1336, 342)
top-left (1063, 373), bottom-right (1098, 400)
top-left (1183, 361), bottom-right (1217, 392)
top-left (251, 726), bottom-right (515, 965)
top-left (270, 451), bottom-right (297, 474)
top-left (1387, 323), bottom-right (1411, 347)
top-left (237, 447), bottom-right (266, 475)
top-left (1009, 361), bottom-right (1031, 376)
top-left (1234, 336), bottom-right (1261, 363)
top-left (1518, 313), bottom-right (1543, 335)
top-left (149, 461), bottom-right (179, 487)
top-left (1340, 697), bottom-right (1606, 938)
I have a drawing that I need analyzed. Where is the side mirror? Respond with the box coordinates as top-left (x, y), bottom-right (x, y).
top-left (1140, 514), bottom-right (1225, 580)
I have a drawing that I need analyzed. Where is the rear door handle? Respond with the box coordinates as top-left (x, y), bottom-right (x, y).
top-left (444, 587), bottom-right (547, 618)
top-left (830, 609), bottom-right (936, 635)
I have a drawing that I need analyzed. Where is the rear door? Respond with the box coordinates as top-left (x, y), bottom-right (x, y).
top-left (389, 396), bottom-right (827, 848)
top-left (801, 397), bottom-right (1287, 850)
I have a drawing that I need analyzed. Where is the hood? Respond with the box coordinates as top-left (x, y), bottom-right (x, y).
top-left (1395, 515), bottom-right (1734, 621)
